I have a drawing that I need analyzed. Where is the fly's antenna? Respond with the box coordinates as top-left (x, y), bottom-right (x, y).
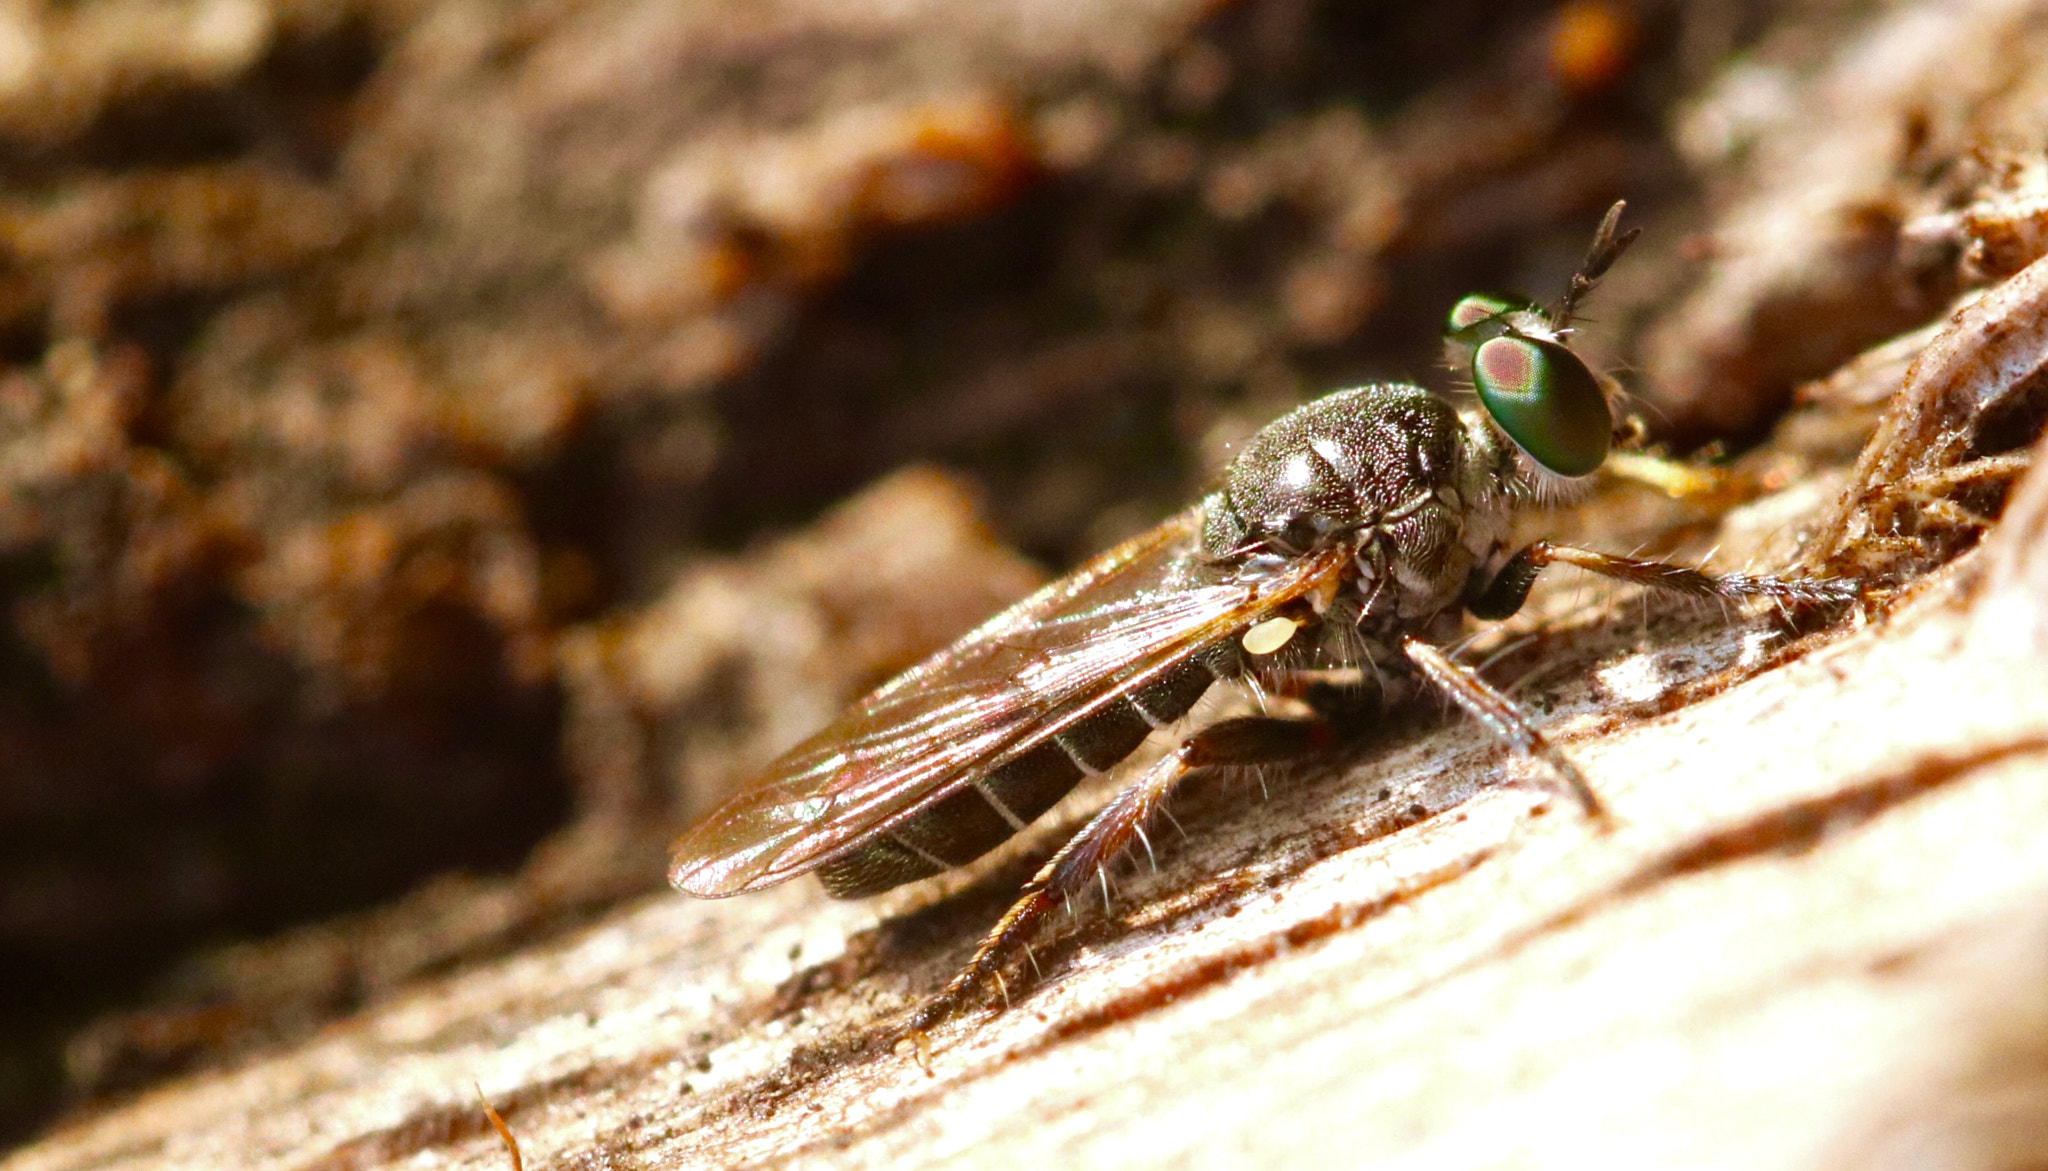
top-left (1551, 200), bottom-right (1640, 330)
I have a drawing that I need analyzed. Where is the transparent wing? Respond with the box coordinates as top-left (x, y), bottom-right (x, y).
top-left (669, 508), bottom-right (1350, 896)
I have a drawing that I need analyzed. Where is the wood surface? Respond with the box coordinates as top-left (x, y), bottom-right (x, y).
top-left (10, 406), bottom-right (2048, 1171)
top-left (11, 2), bottom-right (2048, 1162)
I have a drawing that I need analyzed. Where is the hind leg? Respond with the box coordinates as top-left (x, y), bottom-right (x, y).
top-left (908, 710), bottom-right (1337, 1035)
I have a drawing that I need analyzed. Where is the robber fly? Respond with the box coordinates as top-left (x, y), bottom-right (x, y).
top-left (668, 203), bottom-right (1857, 1029)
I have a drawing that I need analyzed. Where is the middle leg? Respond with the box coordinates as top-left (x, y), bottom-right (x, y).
top-left (1398, 635), bottom-right (1604, 821)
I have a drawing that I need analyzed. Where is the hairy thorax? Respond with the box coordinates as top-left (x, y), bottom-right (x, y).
top-left (1199, 385), bottom-right (1524, 647)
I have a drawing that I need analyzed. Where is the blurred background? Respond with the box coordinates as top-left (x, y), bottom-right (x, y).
top-left (0, 0), bottom-right (2038, 1148)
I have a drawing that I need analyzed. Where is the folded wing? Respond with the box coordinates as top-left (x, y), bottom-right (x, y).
top-left (668, 509), bottom-right (1349, 895)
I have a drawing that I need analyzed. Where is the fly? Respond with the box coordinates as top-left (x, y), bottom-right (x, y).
top-left (667, 203), bottom-right (1860, 1032)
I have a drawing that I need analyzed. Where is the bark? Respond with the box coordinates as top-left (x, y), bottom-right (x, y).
top-left (8, 0), bottom-right (2048, 1167)
top-left (10, 272), bottom-right (2048, 1171)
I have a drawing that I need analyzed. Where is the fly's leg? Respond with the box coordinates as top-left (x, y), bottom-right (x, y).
top-left (1442, 542), bottom-right (1864, 821)
top-left (907, 711), bottom-right (1335, 1036)
top-left (1601, 451), bottom-right (1749, 505)
top-left (1468, 540), bottom-right (1863, 620)
top-left (1398, 635), bottom-right (1604, 822)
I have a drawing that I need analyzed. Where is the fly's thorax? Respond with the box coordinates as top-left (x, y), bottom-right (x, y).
top-left (1199, 384), bottom-right (1468, 562)
top-left (1200, 385), bottom-right (1487, 623)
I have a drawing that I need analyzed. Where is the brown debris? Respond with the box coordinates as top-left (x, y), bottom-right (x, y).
top-left (1808, 251), bottom-right (2048, 580)
top-left (1639, 0), bottom-right (2048, 442)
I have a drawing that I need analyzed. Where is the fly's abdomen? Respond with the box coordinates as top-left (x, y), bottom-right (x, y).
top-left (815, 657), bottom-right (1219, 898)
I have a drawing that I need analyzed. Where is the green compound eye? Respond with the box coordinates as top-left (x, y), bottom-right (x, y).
top-left (1445, 292), bottom-right (1540, 344)
top-left (1471, 335), bottom-right (1611, 477)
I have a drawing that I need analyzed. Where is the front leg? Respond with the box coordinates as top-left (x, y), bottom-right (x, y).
top-left (1467, 540), bottom-right (1862, 621)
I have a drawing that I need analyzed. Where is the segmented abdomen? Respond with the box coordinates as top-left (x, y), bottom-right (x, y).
top-left (815, 655), bottom-right (1221, 897)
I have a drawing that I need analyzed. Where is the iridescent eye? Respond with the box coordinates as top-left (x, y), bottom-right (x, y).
top-left (1471, 335), bottom-right (1611, 477)
top-left (1444, 292), bottom-right (1540, 344)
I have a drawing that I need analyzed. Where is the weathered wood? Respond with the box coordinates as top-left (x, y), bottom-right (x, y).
top-left (8, 435), bottom-right (2047, 1170)
top-left (15, 0), bottom-right (2048, 1163)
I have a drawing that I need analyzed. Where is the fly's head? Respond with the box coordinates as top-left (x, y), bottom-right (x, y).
top-left (1445, 201), bottom-right (1641, 502)
top-left (1198, 203), bottom-right (1642, 592)
top-left (1443, 289), bottom-right (1616, 490)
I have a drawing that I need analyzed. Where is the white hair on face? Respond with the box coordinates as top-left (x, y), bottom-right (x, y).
top-left (1456, 406), bottom-right (1598, 510)
top-left (1508, 442), bottom-right (1600, 507)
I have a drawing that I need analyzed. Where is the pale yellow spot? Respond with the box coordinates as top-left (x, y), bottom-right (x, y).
top-left (1242, 616), bottom-right (1300, 656)
top-left (1309, 571), bottom-right (1341, 614)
